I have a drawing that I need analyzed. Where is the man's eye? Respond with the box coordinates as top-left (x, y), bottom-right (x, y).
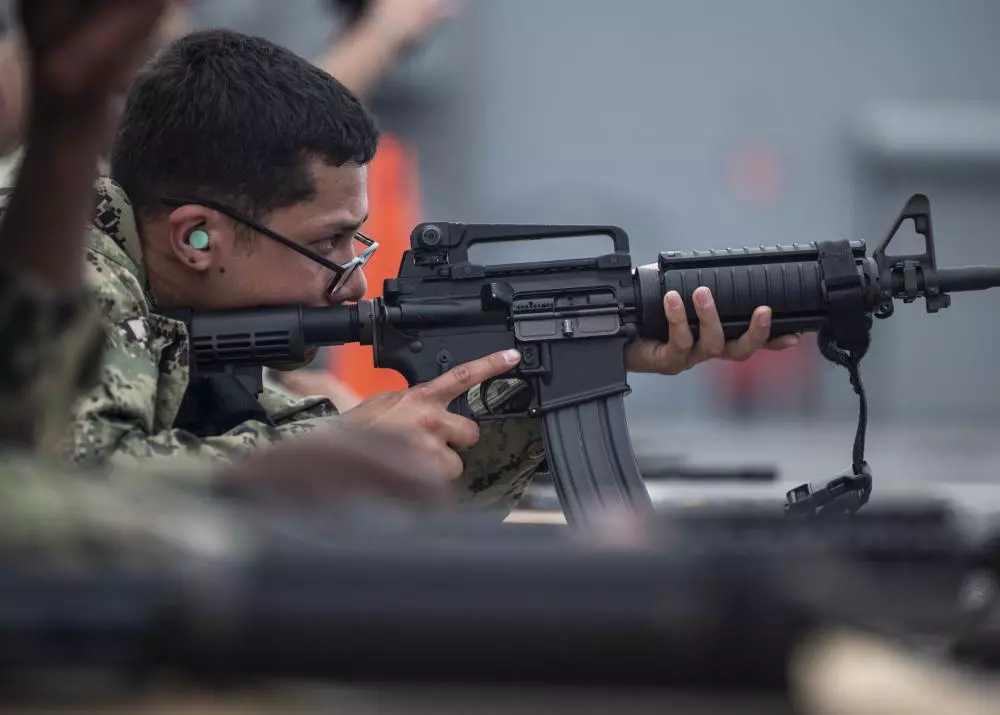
top-left (314, 237), bottom-right (340, 253)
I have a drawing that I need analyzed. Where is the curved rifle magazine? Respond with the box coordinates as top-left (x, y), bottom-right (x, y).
top-left (541, 394), bottom-right (655, 526)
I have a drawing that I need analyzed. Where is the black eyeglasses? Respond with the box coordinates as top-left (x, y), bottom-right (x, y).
top-left (160, 195), bottom-right (378, 296)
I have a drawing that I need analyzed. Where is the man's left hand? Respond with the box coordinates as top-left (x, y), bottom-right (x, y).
top-left (625, 286), bottom-right (800, 375)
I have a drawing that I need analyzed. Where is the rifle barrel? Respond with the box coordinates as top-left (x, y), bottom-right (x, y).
top-left (887, 265), bottom-right (1000, 298)
top-left (937, 266), bottom-right (1000, 293)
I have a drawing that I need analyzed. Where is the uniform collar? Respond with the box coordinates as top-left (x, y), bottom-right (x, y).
top-left (91, 176), bottom-right (147, 287)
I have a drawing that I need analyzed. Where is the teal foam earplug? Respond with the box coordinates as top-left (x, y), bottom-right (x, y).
top-left (188, 229), bottom-right (210, 251)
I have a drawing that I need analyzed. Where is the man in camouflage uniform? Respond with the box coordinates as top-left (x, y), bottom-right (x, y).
top-left (63, 29), bottom-right (795, 516)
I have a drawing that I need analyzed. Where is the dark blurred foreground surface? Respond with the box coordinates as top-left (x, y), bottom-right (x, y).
top-left (1, 484), bottom-right (999, 714)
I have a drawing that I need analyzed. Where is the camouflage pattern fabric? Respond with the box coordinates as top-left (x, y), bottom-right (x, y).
top-left (65, 177), bottom-right (546, 511)
top-left (0, 449), bottom-right (221, 565)
top-left (0, 181), bottom-right (237, 545)
top-left (0, 199), bottom-right (105, 456)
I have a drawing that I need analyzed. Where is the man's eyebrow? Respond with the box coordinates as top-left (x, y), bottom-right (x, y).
top-left (323, 213), bottom-right (370, 236)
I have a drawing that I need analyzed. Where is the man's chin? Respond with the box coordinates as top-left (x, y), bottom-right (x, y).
top-left (267, 347), bottom-right (320, 372)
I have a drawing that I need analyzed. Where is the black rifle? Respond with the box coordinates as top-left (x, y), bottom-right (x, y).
top-left (161, 194), bottom-right (1000, 526)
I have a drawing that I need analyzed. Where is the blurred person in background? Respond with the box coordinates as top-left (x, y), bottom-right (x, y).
top-left (0, 0), bottom-right (449, 168)
top-left (185, 0), bottom-right (454, 100)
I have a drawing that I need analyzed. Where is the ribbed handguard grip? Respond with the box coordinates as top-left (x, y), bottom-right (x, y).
top-left (662, 260), bottom-right (826, 319)
top-left (638, 242), bottom-right (868, 342)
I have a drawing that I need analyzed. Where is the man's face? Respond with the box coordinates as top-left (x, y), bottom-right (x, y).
top-left (165, 159), bottom-right (370, 312)
top-left (154, 159), bottom-right (371, 369)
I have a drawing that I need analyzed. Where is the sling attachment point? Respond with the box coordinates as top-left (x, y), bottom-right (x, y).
top-left (784, 240), bottom-right (873, 518)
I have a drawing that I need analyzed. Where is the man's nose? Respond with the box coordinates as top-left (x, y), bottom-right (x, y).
top-left (327, 267), bottom-right (367, 304)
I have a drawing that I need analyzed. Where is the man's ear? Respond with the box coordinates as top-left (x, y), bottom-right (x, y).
top-left (166, 204), bottom-right (229, 272)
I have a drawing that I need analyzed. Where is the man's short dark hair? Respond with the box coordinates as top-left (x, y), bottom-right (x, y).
top-left (111, 29), bottom-right (380, 221)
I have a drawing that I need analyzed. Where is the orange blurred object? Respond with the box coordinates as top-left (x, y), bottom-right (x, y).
top-left (327, 133), bottom-right (417, 397)
top-left (716, 343), bottom-right (818, 415)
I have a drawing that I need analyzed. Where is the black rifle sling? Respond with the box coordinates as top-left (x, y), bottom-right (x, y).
top-left (174, 373), bottom-right (276, 438)
top-left (154, 306), bottom-right (276, 438)
top-left (541, 393), bottom-right (655, 527)
top-left (784, 240), bottom-right (874, 515)
top-left (816, 239), bottom-right (871, 474)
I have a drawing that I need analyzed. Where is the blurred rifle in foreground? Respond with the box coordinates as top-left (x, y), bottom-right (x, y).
top-left (2, 493), bottom-right (1000, 711)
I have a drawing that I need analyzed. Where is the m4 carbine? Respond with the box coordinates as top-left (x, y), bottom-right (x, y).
top-left (163, 194), bottom-right (1000, 527)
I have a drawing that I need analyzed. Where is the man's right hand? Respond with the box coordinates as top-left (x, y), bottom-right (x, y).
top-left (19, 0), bottom-right (167, 122)
top-left (341, 349), bottom-right (523, 481)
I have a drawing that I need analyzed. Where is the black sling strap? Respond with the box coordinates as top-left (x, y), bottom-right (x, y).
top-left (785, 240), bottom-right (875, 517)
top-left (155, 306), bottom-right (275, 438)
top-left (173, 372), bottom-right (275, 438)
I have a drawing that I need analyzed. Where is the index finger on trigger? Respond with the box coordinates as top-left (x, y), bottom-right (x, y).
top-left (416, 349), bottom-right (521, 403)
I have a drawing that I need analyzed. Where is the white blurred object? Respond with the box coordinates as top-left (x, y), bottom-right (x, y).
top-left (792, 629), bottom-right (1000, 715)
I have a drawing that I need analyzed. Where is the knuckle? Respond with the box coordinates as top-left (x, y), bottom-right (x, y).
top-left (415, 404), bottom-right (441, 429)
top-left (666, 306), bottom-right (688, 324)
top-left (706, 338), bottom-right (725, 358)
top-left (647, 345), bottom-right (677, 371)
top-left (673, 333), bottom-right (695, 352)
top-left (450, 363), bottom-right (474, 387)
top-left (408, 383), bottom-right (432, 401)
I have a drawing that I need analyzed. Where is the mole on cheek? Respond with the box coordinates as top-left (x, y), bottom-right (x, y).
top-left (219, 267), bottom-right (226, 274)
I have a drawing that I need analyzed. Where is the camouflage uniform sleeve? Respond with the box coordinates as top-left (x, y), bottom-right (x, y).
top-left (0, 260), bottom-right (105, 457)
top-left (65, 308), bottom-right (338, 468)
top-left (64, 249), bottom-right (339, 469)
top-left (0, 449), bottom-right (210, 560)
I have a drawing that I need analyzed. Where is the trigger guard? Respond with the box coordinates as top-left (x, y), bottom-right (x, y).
top-left (447, 394), bottom-right (478, 421)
